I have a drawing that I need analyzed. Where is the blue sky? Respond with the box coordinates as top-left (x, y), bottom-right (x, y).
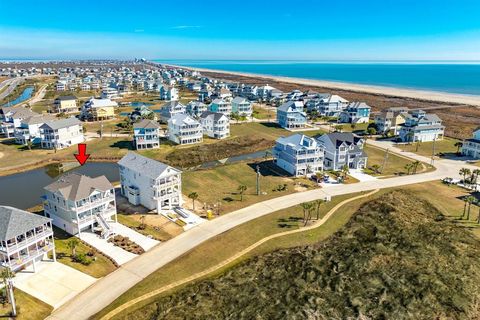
top-left (1, 0), bottom-right (480, 60)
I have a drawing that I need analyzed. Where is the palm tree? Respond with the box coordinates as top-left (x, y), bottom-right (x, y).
top-left (188, 192), bottom-right (199, 210)
top-left (477, 204), bottom-right (480, 224)
top-left (459, 168), bottom-right (471, 185)
top-left (237, 185), bottom-right (247, 201)
top-left (371, 164), bottom-right (381, 174)
top-left (314, 199), bottom-right (324, 220)
top-left (0, 268), bottom-right (13, 294)
top-left (404, 163), bottom-right (413, 175)
top-left (473, 169), bottom-right (480, 190)
top-left (67, 238), bottom-right (80, 258)
top-left (412, 161), bottom-right (420, 174)
top-left (406, 131), bottom-right (415, 144)
top-left (26, 140), bottom-right (33, 151)
top-left (300, 202), bottom-right (313, 226)
top-left (466, 196), bottom-right (476, 220)
top-left (350, 123), bottom-right (356, 132)
top-left (341, 164), bottom-right (350, 179)
top-left (305, 164), bottom-right (313, 178)
top-left (367, 127), bottom-right (376, 138)
top-left (454, 141), bottom-right (463, 155)
top-left (462, 196), bottom-right (469, 219)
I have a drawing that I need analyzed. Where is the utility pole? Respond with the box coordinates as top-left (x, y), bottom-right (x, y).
top-left (256, 165), bottom-right (261, 195)
top-left (381, 148), bottom-right (389, 173)
top-left (431, 137), bottom-right (436, 165)
top-left (6, 273), bottom-right (16, 317)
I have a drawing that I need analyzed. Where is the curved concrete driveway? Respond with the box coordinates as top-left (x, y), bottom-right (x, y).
top-left (48, 142), bottom-right (476, 320)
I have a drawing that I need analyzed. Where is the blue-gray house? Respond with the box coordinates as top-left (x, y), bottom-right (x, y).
top-left (277, 101), bottom-right (307, 129)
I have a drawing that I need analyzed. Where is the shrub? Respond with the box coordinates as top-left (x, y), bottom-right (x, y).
top-left (74, 253), bottom-right (92, 266)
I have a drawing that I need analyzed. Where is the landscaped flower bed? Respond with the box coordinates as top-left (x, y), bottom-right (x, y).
top-left (108, 235), bottom-right (145, 255)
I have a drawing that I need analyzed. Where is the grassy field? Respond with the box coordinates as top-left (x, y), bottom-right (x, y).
top-left (333, 122), bottom-right (371, 132)
top-left (396, 137), bottom-right (461, 158)
top-left (50, 227), bottom-right (117, 278)
top-left (30, 99), bottom-right (53, 113)
top-left (0, 289), bottom-right (52, 320)
top-left (364, 144), bottom-right (432, 177)
top-left (94, 192), bottom-right (360, 319)
top-left (231, 122), bottom-right (325, 141)
top-left (96, 180), bottom-right (480, 319)
top-left (117, 214), bottom-right (183, 242)
top-left (182, 161), bottom-right (316, 214)
top-left (123, 190), bottom-right (480, 319)
top-left (252, 104), bottom-right (275, 120)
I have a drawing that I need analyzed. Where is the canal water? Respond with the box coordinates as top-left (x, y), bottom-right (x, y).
top-left (0, 149), bottom-right (271, 210)
top-left (2, 86), bottom-right (35, 107)
top-left (0, 162), bottom-right (119, 209)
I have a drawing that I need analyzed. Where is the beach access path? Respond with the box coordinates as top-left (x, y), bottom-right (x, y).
top-left (48, 140), bottom-right (473, 320)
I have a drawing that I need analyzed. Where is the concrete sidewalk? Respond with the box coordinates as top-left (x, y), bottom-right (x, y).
top-left (79, 232), bottom-right (137, 266)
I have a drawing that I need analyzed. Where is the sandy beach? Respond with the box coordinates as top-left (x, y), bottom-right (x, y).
top-left (166, 64), bottom-right (480, 107)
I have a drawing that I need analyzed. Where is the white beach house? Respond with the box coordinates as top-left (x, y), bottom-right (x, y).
top-left (273, 134), bottom-right (324, 177)
top-left (118, 152), bottom-right (183, 212)
top-left (199, 111), bottom-right (230, 139)
top-left (462, 128), bottom-right (480, 159)
top-left (43, 173), bottom-right (117, 238)
top-left (39, 117), bottom-right (85, 149)
top-left (133, 119), bottom-right (161, 150)
top-left (168, 114), bottom-right (203, 145)
top-left (0, 206), bottom-right (56, 273)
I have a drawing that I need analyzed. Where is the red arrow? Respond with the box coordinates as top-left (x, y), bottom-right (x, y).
top-left (74, 143), bottom-right (90, 166)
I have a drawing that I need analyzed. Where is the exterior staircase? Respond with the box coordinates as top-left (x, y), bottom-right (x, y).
top-left (95, 213), bottom-right (114, 239)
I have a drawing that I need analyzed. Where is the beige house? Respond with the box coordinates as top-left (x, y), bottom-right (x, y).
top-left (81, 98), bottom-right (117, 121)
top-left (53, 96), bottom-right (78, 114)
top-left (374, 107), bottom-right (409, 135)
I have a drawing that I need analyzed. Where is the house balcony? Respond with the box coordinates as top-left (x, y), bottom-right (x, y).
top-left (151, 179), bottom-right (179, 188)
top-left (153, 190), bottom-right (181, 201)
top-left (0, 228), bottom-right (53, 254)
top-left (1, 243), bottom-right (55, 271)
top-left (78, 205), bottom-right (116, 226)
top-left (75, 194), bottom-right (115, 211)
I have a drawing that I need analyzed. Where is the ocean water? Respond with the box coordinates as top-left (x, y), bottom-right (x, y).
top-left (156, 60), bottom-right (480, 96)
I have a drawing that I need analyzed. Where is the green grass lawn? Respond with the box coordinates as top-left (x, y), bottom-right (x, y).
top-left (364, 144), bottom-right (432, 177)
top-left (0, 289), bottom-right (52, 320)
top-left (396, 137), bottom-right (461, 158)
top-left (30, 99), bottom-right (53, 113)
top-left (230, 122), bottom-right (325, 141)
top-left (117, 214), bottom-right (182, 242)
top-left (252, 104), bottom-right (275, 120)
top-left (333, 122), bottom-right (371, 132)
top-left (182, 161), bottom-right (315, 214)
top-left (50, 227), bottom-right (117, 278)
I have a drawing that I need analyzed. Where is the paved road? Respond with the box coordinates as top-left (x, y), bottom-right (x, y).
top-left (0, 77), bottom-right (24, 101)
top-left (48, 141), bottom-right (476, 320)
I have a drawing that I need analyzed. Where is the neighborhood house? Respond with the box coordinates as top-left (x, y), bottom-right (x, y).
top-left (118, 152), bottom-right (183, 212)
top-left (43, 173), bottom-right (117, 238)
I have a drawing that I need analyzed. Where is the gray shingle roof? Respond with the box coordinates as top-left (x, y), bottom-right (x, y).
top-left (44, 173), bottom-right (113, 201)
top-left (318, 132), bottom-right (363, 148)
top-left (118, 152), bottom-right (180, 179)
top-left (133, 119), bottom-right (160, 129)
top-left (40, 117), bottom-right (81, 130)
top-left (0, 206), bottom-right (51, 241)
top-left (199, 111), bottom-right (227, 122)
